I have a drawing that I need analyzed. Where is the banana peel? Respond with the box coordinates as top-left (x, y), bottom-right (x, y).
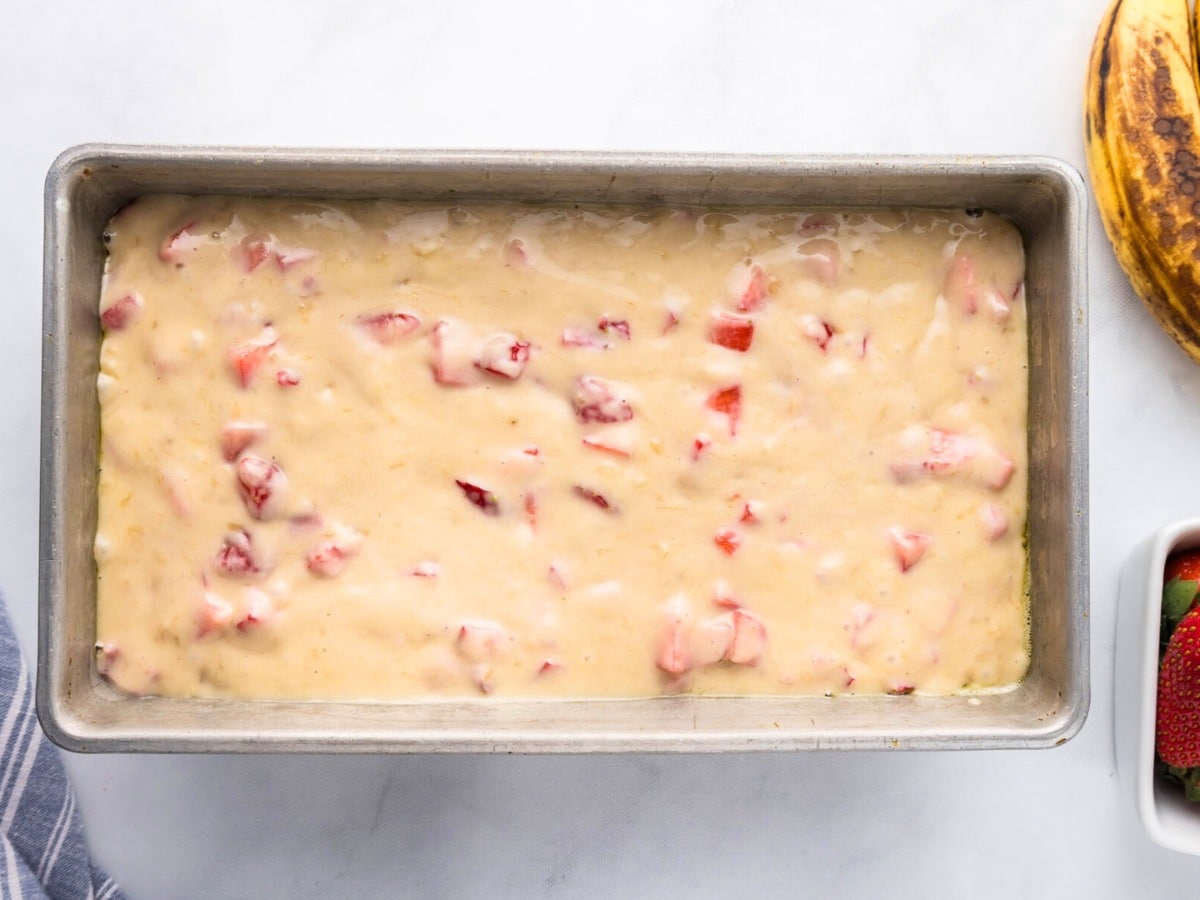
top-left (1085, 0), bottom-right (1200, 363)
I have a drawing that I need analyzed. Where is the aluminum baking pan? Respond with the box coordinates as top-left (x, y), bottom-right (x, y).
top-left (38, 145), bottom-right (1089, 752)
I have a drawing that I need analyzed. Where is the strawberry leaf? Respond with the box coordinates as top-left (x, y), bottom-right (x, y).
top-left (1164, 576), bottom-right (1200, 630)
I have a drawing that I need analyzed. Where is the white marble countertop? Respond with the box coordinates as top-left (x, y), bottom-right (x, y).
top-left (4, 0), bottom-right (1198, 895)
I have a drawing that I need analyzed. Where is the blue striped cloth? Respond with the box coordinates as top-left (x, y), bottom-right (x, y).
top-left (0, 597), bottom-right (124, 900)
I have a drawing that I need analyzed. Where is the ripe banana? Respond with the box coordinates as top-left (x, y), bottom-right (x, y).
top-left (1085, 0), bottom-right (1200, 363)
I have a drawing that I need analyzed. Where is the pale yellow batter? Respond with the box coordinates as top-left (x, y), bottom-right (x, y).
top-left (93, 196), bottom-right (1029, 700)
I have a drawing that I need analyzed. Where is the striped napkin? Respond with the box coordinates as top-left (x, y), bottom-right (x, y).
top-left (0, 596), bottom-right (124, 900)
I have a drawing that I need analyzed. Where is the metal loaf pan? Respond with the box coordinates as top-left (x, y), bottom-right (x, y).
top-left (39, 145), bottom-right (1089, 752)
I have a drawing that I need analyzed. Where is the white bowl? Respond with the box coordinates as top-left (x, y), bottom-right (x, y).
top-left (1117, 518), bottom-right (1200, 854)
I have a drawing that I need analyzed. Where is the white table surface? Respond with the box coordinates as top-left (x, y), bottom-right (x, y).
top-left (2, 0), bottom-right (1195, 895)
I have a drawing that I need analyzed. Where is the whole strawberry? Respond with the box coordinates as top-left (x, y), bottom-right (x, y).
top-left (1157, 604), bottom-right (1200, 767)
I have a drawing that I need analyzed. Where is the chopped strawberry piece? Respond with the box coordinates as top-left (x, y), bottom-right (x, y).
top-left (235, 588), bottom-right (275, 631)
top-left (728, 609), bottom-right (767, 665)
top-left (943, 251), bottom-right (978, 314)
top-left (503, 238), bottom-right (527, 266)
top-left (979, 503), bottom-right (1009, 541)
top-left (158, 221), bottom-right (204, 263)
top-left (198, 590), bottom-right (235, 637)
top-left (692, 433), bottom-right (712, 461)
top-left (799, 212), bottom-right (837, 234)
top-left (707, 311), bottom-right (754, 352)
top-left (705, 385), bottom-right (742, 436)
top-left (357, 311), bottom-right (421, 344)
top-left (572, 375), bottom-right (634, 424)
top-left (712, 580), bottom-right (741, 609)
top-left (573, 485), bottom-right (617, 513)
top-left (536, 659), bottom-right (564, 677)
top-left (692, 613), bottom-right (735, 666)
top-left (662, 308), bottom-right (681, 335)
top-left (305, 524), bottom-right (363, 578)
top-left (239, 235), bottom-right (273, 273)
top-left (430, 319), bottom-right (478, 386)
top-left (213, 529), bottom-right (261, 578)
top-left (797, 238), bottom-right (841, 284)
top-left (456, 479), bottom-right (500, 516)
top-left (739, 501), bottom-right (764, 524)
top-left (456, 620), bottom-right (509, 662)
top-left (887, 683), bottom-right (916, 696)
top-left (925, 428), bottom-right (1014, 489)
top-left (276, 368), bottom-right (300, 387)
top-left (799, 315), bottom-right (835, 352)
top-left (235, 455), bottom-right (288, 520)
top-left (561, 327), bottom-right (610, 349)
top-left (476, 333), bottom-right (531, 379)
top-left (409, 560), bottom-right (440, 578)
top-left (737, 264), bottom-right (768, 312)
top-left (524, 492), bottom-right (538, 530)
top-left (888, 527), bottom-right (932, 572)
top-left (714, 527), bottom-right (742, 555)
top-left (94, 642), bottom-right (120, 676)
top-left (99, 293), bottom-right (144, 331)
top-left (581, 426), bottom-right (635, 458)
top-left (220, 421), bottom-right (267, 462)
top-left (598, 315), bottom-right (632, 341)
top-left (228, 326), bottom-right (279, 388)
top-left (272, 244), bottom-right (317, 270)
top-left (656, 596), bottom-right (692, 676)
top-left (522, 445), bottom-right (540, 457)
top-left (548, 560), bottom-right (570, 590)
top-left (983, 289), bottom-right (1012, 325)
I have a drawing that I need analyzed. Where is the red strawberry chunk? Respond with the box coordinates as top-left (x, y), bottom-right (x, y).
top-left (739, 501), bottom-right (764, 524)
top-left (572, 375), bottom-right (634, 424)
top-left (239, 235), bottom-right (273, 273)
top-left (692, 613), bottom-right (735, 667)
top-left (358, 311), bottom-right (421, 344)
top-left (305, 524), bottom-right (363, 578)
top-left (799, 315), bottom-right (835, 352)
top-left (573, 485), bottom-right (617, 513)
top-left (1158, 606), bottom-right (1200, 766)
top-left (235, 588), bottom-right (275, 631)
top-left (714, 527), bottom-right (742, 555)
top-left (95, 642), bottom-right (120, 676)
top-left (456, 479), bottom-right (500, 516)
top-left (229, 326), bottom-right (279, 388)
top-left (213, 529), bottom-right (262, 578)
top-left (692, 433), bottom-right (712, 462)
top-left (888, 527), bottom-right (932, 572)
top-left (431, 319), bottom-right (478, 386)
top-left (705, 385), bottom-right (742, 436)
top-left (524, 492), bottom-right (538, 531)
top-left (707, 312), bottom-right (754, 352)
top-left (409, 560), bottom-right (440, 578)
top-left (561, 327), bottom-right (610, 349)
top-left (276, 368), bottom-right (301, 387)
top-left (476, 333), bottom-right (531, 379)
top-left (99, 293), bottom-right (144, 331)
top-left (159, 222), bottom-right (204, 263)
top-left (727, 609), bottom-right (767, 665)
top-left (198, 590), bottom-right (235, 637)
top-left (598, 315), bottom-right (632, 341)
top-left (536, 659), bottom-right (564, 677)
top-left (221, 421), bottom-right (267, 462)
top-left (979, 503), bottom-right (1008, 541)
top-left (737, 264), bottom-right (768, 312)
top-left (943, 251), bottom-right (979, 314)
top-left (456, 620), bottom-right (509, 662)
top-left (662, 306), bottom-right (681, 335)
top-left (235, 455), bottom-right (288, 520)
top-left (656, 595), bottom-right (692, 676)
